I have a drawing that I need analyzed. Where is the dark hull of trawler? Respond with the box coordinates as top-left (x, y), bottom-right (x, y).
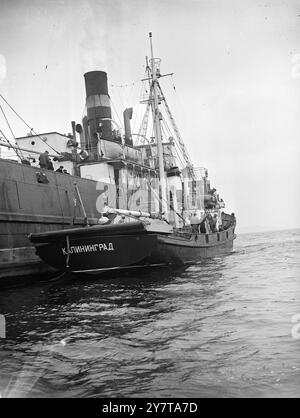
top-left (29, 222), bottom-right (158, 273)
top-left (29, 221), bottom-right (235, 274)
top-left (29, 222), bottom-right (236, 275)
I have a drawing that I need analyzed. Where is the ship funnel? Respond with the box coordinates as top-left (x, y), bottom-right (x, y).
top-left (84, 71), bottom-right (113, 151)
top-left (123, 108), bottom-right (133, 146)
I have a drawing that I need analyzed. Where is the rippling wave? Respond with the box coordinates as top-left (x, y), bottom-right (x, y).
top-left (0, 229), bottom-right (299, 397)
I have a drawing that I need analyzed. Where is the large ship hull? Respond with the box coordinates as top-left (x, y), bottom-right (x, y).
top-left (0, 158), bottom-right (110, 281)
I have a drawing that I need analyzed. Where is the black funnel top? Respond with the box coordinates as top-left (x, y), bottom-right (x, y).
top-left (84, 71), bottom-right (109, 97)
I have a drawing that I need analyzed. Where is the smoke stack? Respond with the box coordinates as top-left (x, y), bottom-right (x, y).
top-left (84, 71), bottom-right (112, 149)
top-left (123, 108), bottom-right (133, 146)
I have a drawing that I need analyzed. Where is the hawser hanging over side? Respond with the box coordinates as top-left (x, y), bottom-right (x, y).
top-left (0, 52), bottom-right (220, 281)
top-left (28, 33), bottom-right (236, 275)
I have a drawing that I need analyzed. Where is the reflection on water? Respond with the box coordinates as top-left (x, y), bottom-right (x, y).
top-left (0, 229), bottom-right (300, 397)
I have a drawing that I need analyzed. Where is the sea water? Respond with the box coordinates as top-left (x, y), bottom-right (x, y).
top-left (0, 229), bottom-right (299, 397)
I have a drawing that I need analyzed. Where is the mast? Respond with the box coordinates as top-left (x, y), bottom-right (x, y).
top-left (157, 84), bottom-right (196, 180)
top-left (149, 32), bottom-right (168, 215)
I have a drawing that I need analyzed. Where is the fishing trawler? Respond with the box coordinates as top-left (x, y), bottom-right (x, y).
top-left (27, 33), bottom-right (236, 275)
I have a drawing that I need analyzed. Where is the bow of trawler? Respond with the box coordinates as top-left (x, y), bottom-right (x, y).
top-left (28, 220), bottom-right (159, 274)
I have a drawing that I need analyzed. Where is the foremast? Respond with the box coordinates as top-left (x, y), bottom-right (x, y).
top-left (149, 32), bottom-right (168, 216)
top-left (156, 84), bottom-right (196, 180)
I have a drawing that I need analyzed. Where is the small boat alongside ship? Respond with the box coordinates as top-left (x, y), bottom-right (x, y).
top-left (27, 33), bottom-right (236, 276)
top-left (28, 206), bottom-right (236, 274)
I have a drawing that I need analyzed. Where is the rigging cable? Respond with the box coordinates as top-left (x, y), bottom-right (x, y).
top-left (111, 84), bottom-right (126, 121)
top-left (146, 177), bottom-right (185, 223)
top-left (0, 94), bottom-right (61, 155)
top-left (0, 105), bottom-right (24, 160)
top-left (0, 129), bottom-right (22, 160)
top-left (132, 81), bottom-right (145, 136)
top-left (161, 117), bottom-right (185, 168)
top-left (110, 98), bottom-right (123, 131)
top-left (160, 115), bottom-right (185, 168)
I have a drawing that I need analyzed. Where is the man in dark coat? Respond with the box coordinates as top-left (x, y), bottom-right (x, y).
top-left (39, 151), bottom-right (50, 169)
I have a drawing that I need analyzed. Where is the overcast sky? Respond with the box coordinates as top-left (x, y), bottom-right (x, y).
top-left (0, 0), bottom-right (299, 232)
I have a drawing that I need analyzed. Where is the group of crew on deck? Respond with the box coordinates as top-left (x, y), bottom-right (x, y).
top-left (185, 211), bottom-right (236, 234)
top-left (38, 151), bottom-right (69, 174)
top-left (204, 188), bottom-right (225, 211)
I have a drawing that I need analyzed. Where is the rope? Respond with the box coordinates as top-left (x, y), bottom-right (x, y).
top-left (110, 98), bottom-right (123, 130)
top-left (0, 94), bottom-right (61, 155)
top-left (111, 85), bottom-right (126, 120)
top-left (0, 129), bottom-right (23, 160)
top-left (0, 105), bottom-right (17, 143)
top-left (146, 178), bottom-right (185, 223)
top-left (0, 105), bottom-right (24, 159)
top-left (161, 118), bottom-right (185, 168)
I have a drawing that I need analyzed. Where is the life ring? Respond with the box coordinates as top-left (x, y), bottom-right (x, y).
top-left (79, 150), bottom-right (89, 161)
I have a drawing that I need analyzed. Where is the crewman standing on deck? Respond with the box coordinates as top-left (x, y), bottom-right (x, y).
top-left (39, 150), bottom-right (50, 169)
top-left (231, 213), bottom-right (236, 228)
top-left (190, 212), bottom-right (201, 233)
